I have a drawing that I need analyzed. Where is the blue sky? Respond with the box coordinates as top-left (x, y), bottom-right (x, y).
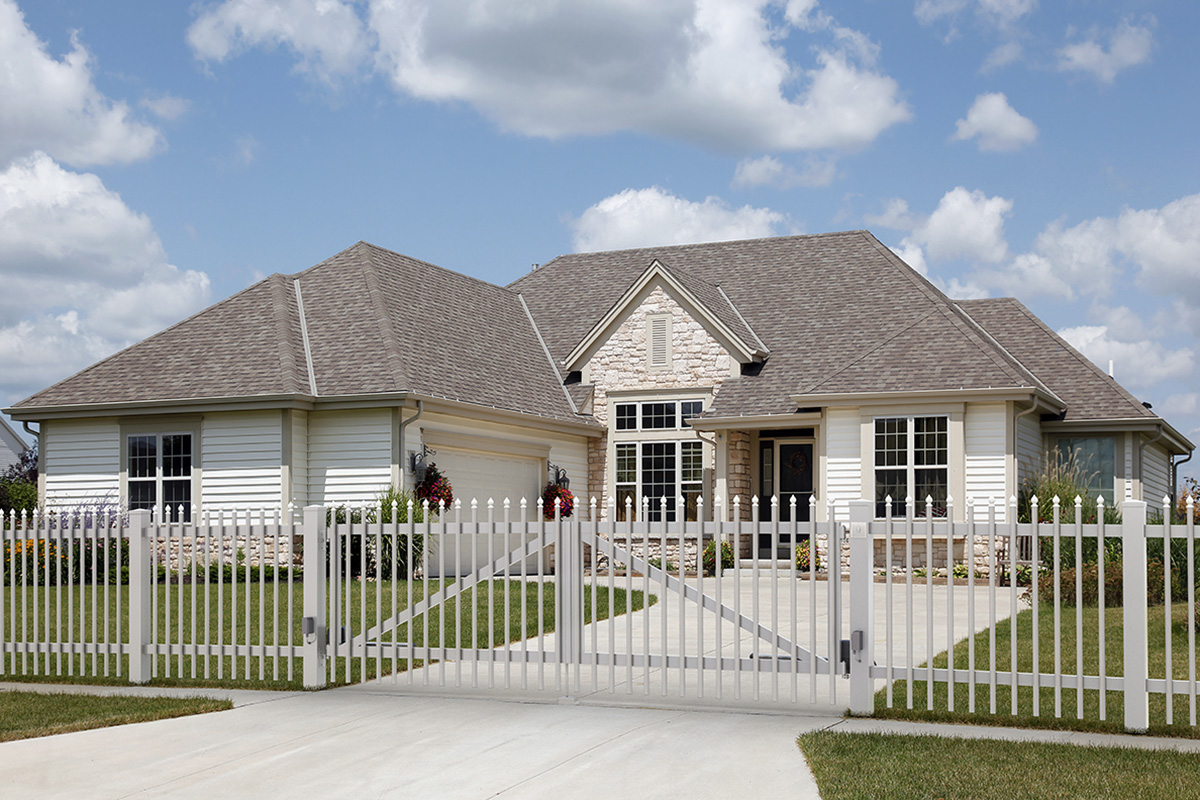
top-left (2, 0), bottom-right (1198, 482)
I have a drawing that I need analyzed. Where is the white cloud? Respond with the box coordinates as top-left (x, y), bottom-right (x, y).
top-left (951, 92), bottom-right (1037, 152)
top-left (1163, 393), bottom-right (1200, 417)
top-left (190, 0), bottom-right (911, 153)
top-left (0, 152), bottom-right (211, 403)
top-left (1058, 324), bottom-right (1192, 394)
top-left (140, 93), bottom-right (191, 121)
top-left (187, 0), bottom-right (370, 85)
top-left (731, 154), bottom-right (837, 189)
top-left (909, 187), bottom-right (1013, 264)
top-left (0, 0), bottom-right (161, 167)
top-left (1057, 18), bottom-right (1154, 83)
top-left (865, 198), bottom-right (921, 231)
top-left (570, 187), bottom-right (788, 253)
top-left (915, 0), bottom-right (1034, 31)
top-left (981, 41), bottom-right (1022, 72)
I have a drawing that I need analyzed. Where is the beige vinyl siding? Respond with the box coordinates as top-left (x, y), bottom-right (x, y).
top-left (308, 409), bottom-right (392, 506)
top-left (290, 410), bottom-right (309, 509)
top-left (1016, 411), bottom-right (1042, 489)
top-left (201, 411), bottom-right (283, 512)
top-left (825, 407), bottom-right (860, 518)
top-left (965, 402), bottom-right (1007, 519)
top-left (43, 419), bottom-right (120, 509)
top-left (1142, 441), bottom-right (1170, 505)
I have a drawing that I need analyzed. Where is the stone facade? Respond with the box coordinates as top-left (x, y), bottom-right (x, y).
top-left (586, 285), bottom-right (737, 520)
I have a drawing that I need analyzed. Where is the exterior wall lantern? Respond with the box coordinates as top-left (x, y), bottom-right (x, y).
top-left (409, 444), bottom-right (436, 483)
top-left (548, 462), bottom-right (570, 490)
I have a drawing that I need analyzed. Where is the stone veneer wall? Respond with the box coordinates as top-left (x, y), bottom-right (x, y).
top-left (586, 286), bottom-right (736, 521)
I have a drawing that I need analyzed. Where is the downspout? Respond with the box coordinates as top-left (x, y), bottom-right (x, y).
top-left (398, 400), bottom-right (424, 487)
top-left (21, 421), bottom-right (38, 445)
top-left (1012, 395), bottom-right (1040, 497)
top-left (1171, 450), bottom-right (1192, 505)
top-left (1137, 425), bottom-right (1164, 503)
top-left (693, 428), bottom-right (721, 519)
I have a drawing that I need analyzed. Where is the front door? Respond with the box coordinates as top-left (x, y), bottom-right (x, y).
top-left (759, 440), bottom-right (814, 553)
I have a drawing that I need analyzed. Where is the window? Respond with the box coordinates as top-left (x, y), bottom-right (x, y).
top-left (613, 440), bottom-right (704, 522)
top-left (127, 433), bottom-right (193, 519)
top-left (611, 396), bottom-right (708, 522)
top-left (612, 401), bottom-right (702, 431)
top-left (874, 416), bottom-right (947, 517)
top-left (1055, 436), bottom-right (1116, 501)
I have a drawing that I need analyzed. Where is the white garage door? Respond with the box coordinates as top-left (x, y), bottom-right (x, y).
top-left (431, 447), bottom-right (542, 510)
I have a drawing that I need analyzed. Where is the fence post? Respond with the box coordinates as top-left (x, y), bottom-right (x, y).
top-left (1122, 499), bottom-right (1148, 732)
top-left (303, 505), bottom-right (327, 689)
top-left (848, 499), bottom-right (875, 715)
top-left (127, 510), bottom-right (152, 684)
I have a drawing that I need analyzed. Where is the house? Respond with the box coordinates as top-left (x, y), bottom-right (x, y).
top-left (5, 232), bottom-right (1192, 537)
top-left (0, 416), bottom-right (29, 474)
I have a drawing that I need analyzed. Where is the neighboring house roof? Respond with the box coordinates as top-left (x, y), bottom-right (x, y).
top-left (0, 416), bottom-right (28, 472)
top-left (11, 242), bottom-right (584, 425)
top-left (955, 297), bottom-right (1157, 423)
top-left (513, 231), bottom-right (1055, 418)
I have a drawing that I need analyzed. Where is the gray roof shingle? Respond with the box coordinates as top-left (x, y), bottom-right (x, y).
top-left (511, 231), bottom-right (1050, 417)
top-left (955, 297), bottom-right (1158, 422)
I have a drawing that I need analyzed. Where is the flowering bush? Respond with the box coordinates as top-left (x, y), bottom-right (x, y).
top-left (542, 483), bottom-right (574, 520)
top-left (414, 462), bottom-right (453, 510)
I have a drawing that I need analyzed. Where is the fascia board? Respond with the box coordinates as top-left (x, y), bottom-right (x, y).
top-left (564, 262), bottom-right (757, 370)
top-left (1042, 417), bottom-right (1194, 453)
top-left (687, 412), bottom-right (824, 430)
top-left (790, 387), bottom-right (1066, 410)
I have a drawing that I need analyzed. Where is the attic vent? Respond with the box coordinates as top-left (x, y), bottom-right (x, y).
top-left (647, 314), bottom-right (672, 372)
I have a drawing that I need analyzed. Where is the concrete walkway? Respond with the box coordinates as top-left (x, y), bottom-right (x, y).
top-left (5, 682), bottom-right (1200, 799)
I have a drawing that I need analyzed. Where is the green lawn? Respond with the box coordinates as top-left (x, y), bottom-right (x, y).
top-left (875, 602), bottom-right (1199, 737)
top-left (798, 730), bottom-right (1200, 800)
top-left (0, 690), bottom-right (231, 743)
top-left (1, 579), bottom-right (652, 690)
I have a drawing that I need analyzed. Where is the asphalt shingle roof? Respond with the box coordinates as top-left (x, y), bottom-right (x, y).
top-left (13, 243), bottom-right (584, 424)
top-left (955, 297), bottom-right (1157, 422)
top-left (511, 231), bottom-right (1049, 417)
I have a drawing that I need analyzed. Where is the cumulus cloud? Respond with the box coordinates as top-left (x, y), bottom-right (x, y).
top-left (189, 0), bottom-right (911, 153)
top-left (951, 92), bottom-right (1037, 152)
top-left (187, 0), bottom-right (370, 84)
top-left (1059, 325), bottom-right (1192, 394)
top-left (915, 0), bottom-right (1035, 31)
top-left (906, 187), bottom-right (1013, 264)
top-left (570, 187), bottom-right (789, 252)
top-left (980, 41), bottom-right (1022, 72)
top-left (732, 154), bottom-right (837, 189)
top-left (864, 198), bottom-right (922, 231)
top-left (1058, 18), bottom-right (1154, 83)
top-left (0, 0), bottom-right (161, 167)
top-left (140, 93), bottom-right (191, 121)
top-left (0, 152), bottom-right (211, 403)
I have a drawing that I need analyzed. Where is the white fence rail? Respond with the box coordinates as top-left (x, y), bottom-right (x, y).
top-left (2, 495), bottom-right (1197, 730)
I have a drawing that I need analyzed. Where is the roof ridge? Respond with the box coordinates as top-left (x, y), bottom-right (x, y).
top-left (988, 298), bottom-right (1157, 418)
top-left (859, 232), bottom-right (1046, 392)
top-left (358, 241), bottom-right (518, 298)
top-left (512, 230), bottom-right (868, 289)
top-left (717, 284), bottom-right (768, 354)
top-left (357, 244), bottom-right (410, 392)
top-left (267, 275), bottom-right (304, 394)
top-left (800, 315), bottom-right (926, 394)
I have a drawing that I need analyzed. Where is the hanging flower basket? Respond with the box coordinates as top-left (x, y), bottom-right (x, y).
top-left (542, 482), bottom-right (574, 520)
top-left (414, 462), bottom-right (453, 510)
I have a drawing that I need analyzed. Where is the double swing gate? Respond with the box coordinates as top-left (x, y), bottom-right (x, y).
top-left (313, 496), bottom-right (846, 708)
top-left (4, 495), bottom-right (1198, 729)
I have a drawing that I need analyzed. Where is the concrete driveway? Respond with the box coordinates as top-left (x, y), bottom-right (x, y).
top-left (1, 684), bottom-right (825, 799)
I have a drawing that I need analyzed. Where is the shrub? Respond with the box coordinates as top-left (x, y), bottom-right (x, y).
top-left (1029, 559), bottom-right (1198, 607)
top-left (325, 487), bottom-right (425, 578)
top-left (796, 539), bottom-right (820, 572)
top-left (701, 539), bottom-right (735, 576)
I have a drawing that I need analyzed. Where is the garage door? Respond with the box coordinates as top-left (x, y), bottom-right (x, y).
top-left (430, 446), bottom-right (542, 511)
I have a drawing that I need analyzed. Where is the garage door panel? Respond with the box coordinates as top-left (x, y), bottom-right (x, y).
top-left (432, 447), bottom-right (542, 509)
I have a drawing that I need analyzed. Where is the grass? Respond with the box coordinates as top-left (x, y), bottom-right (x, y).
top-left (0, 690), bottom-right (232, 743)
top-left (1, 579), bottom-right (653, 690)
top-left (798, 730), bottom-right (1200, 800)
top-left (875, 601), bottom-right (1199, 737)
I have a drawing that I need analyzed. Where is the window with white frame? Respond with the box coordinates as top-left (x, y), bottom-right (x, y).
top-left (874, 416), bottom-right (947, 517)
top-left (127, 433), bottom-right (193, 519)
top-left (611, 398), bottom-right (706, 521)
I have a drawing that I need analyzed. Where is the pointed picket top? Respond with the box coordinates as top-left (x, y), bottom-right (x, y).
top-left (471, 497), bottom-right (479, 511)
top-left (925, 494), bottom-right (933, 506)
top-left (770, 494), bottom-right (778, 510)
top-left (487, 497), bottom-right (495, 511)
top-left (503, 497), bottom-right (511, 511)
top-left (1188, 494), bottom-right (1195, 511)
top-left (965, 496), bottom-right (974, 509)
top-left (788, 494), bottom-right (797, 512)
top-left (1097, 495), bottom-right (1105, 508)
top-left (751, 495), bottom-right (760, 508)
top-left (1052, 495), bottom-right (1061, 509)
top-left (1074, 494), bottom-right (1083, 508)
top-left (1163, 494), bottom-right (1172, 508)
top-left (521, 497), bottom-right (528, 511)
top-left (696, 495), bottom-right (705, 518)
top-left (808, 494), bottom-right (817, 509)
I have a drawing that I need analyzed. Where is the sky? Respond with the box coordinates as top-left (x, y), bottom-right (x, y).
top-left (1, 0), bottom-right (1198, 483)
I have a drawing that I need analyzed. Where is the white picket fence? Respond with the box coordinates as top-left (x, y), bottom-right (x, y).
top-left (1, 495), bottom-right (1197, 731)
